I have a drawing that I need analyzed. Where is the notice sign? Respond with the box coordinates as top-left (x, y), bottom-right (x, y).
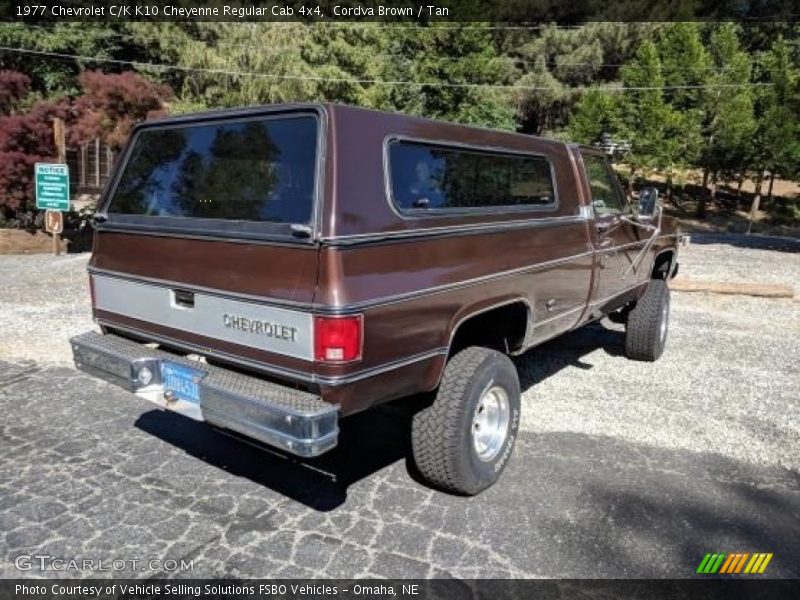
top-left (35, 163), bottom-right (70, 211)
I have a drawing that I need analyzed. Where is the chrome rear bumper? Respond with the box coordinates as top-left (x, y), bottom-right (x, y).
top-left (70, 331), bottom-right (338, 457)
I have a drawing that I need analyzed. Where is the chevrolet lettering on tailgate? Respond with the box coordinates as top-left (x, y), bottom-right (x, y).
top-left (223, 314), bottom-right (298, 342)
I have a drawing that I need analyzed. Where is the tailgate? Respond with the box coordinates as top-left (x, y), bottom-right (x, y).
top-left (90, 234), bottom-right (319, 368)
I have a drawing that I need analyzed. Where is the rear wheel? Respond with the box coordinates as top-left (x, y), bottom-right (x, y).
top-left (625, 279), bottom-right (670, 361)
top-left (411, 346), bottom-right (520, 495)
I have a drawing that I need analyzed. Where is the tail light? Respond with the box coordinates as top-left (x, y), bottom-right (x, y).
top-left (314, 315), bottom-right (363, 363)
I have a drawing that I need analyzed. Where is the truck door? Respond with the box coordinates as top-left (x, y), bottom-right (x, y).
top-left (580, 151), bottom-right (644, 307)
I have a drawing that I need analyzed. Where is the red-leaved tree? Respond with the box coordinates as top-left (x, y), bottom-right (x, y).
top-left (70, 70), bottom-right (172, 149)
top-left (0, 100), bottom-right (69, 217)
top-left (0, 70), bottom-right (31, 115)
top-left (0, 69), bottom-right (172, 221)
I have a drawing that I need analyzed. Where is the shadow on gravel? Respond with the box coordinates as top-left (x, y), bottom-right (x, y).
top-left (134, 321), bottom-right (629, 511)
top-left (523, 432), bottom-right (800, 578)
top-left (515, 320), bottom-right (625, 392)
top-left (135, 402), bottom-right (417, 511)
top-left (133, 410), bottom-right (800, 576)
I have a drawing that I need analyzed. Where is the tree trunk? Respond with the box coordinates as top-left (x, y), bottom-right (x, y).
top-left (697, 171), bottom-right (718, 218)
top-left (709, 171), bottom-right (718, 204)
top-left (747, 171), bottom-right (765, 235)
top-left (735, 175), bottom-right (744, 211)
top-left (697, 169), bottom-right (709, 218)
top-left (767, 172), bottom-right (775, 200)
top-left (666, 167), bottom-right (673, 201)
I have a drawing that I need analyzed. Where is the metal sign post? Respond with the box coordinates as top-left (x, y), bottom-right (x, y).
top-left (35, 162), bottom-right (69, 256)
top-left (35, 117), bottom-right (69, 256)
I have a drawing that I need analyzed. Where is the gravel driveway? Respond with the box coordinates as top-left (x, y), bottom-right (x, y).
top-left (0, 236), bottom-right (798, 578)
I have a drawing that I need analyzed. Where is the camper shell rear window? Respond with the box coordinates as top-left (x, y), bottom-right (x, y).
top-left (104, 112), bottom-right (320, 239)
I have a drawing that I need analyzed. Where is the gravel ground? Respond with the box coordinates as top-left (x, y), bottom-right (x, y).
top-left (1, 239), bottom-right (798, 475)
top-left (0, 237), bottom-right (798, 579)
top-left (0, 253), bottom-right (92, 365)
top-left (680, 235), bottom-right (800, 290)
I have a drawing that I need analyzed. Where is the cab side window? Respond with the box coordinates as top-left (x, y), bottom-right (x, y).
top-left (389, 141), bottom-right (556, 212)
top-left (582, 154), bottom-right (626, 217)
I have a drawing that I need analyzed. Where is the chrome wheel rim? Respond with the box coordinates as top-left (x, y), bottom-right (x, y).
top-left (660, 297), bottom-right (670, 344)
top-left (472, 384), bottom-right (510, 462)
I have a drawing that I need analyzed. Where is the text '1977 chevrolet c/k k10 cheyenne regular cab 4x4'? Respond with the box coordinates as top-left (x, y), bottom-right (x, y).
top-left (70, 103), bottom-right (680, 494)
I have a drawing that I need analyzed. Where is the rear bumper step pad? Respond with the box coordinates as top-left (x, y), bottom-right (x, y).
top-left (70, 331), bottom-right (337, 457)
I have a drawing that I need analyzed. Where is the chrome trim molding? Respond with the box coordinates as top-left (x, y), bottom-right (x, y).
top-left (94, 225), bottom-right (321, 247)
top-left (327, 348), bottom-right (449, 385)
top-left (322, 214), bottom-right (587, 245)
top-left (441, 297), bottom-right (534, 379)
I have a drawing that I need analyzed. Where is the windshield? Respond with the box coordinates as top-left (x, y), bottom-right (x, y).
top-left (107, 115), bottom-right (318, 227)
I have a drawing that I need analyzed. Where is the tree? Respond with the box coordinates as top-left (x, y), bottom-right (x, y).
top-left (0, 100), bottom-right (69, 217)
top-left (747, 35), bottom-right (800, 232)
top-left (695, 24), bottom-right (757, 215)
top-left (568, 88), bottom-right (622, 144)
top-left (0, 70), bottom-right (31, 114)
top-left (154, 22), bottom-right (319, 111)
top-left (510, 23), bottom-right (657, 135)
top-left (373, 23), bottom-right (516, 129)
top-left (618, 41), bottom-right (672, 179)
top-left (657, 22), bottom-right (711, 111)
top-left (0, 23), bottom-right (135, 96)
top-left (70, 70), bottom-right (171, 149)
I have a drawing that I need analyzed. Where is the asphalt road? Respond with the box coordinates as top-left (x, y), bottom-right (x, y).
top-left (0, 236), bottom-right (798, 579)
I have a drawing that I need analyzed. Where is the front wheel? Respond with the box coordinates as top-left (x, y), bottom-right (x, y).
top-left (411, 346), bottom-right (521, 495)
top-left (625, 279), bottom-right (671, 361)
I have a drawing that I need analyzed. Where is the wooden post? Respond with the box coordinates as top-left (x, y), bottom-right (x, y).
top-left (53, 118), bottom-right (66, 256)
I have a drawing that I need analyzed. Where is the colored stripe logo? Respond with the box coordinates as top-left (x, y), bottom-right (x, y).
top-left (696, 552), bottom-right (773, 574)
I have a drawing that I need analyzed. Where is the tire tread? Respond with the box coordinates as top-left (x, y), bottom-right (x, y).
top-left (411, 347), bottom-right (497, 493)
top-left (625, 279), bottom-right (669, 361)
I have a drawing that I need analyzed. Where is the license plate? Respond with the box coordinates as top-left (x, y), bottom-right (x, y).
top-left (160, 362), bottom-right (203, 404)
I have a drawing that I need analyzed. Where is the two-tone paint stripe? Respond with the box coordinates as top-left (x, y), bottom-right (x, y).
top-left (696, 552), bottom-right (773, 574)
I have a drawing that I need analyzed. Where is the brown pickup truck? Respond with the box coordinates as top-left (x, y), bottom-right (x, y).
top-left (71, 103), bottom-right (680, 494)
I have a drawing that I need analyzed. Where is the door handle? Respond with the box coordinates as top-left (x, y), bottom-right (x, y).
top-left (598, 238), bottom-right (614, 248)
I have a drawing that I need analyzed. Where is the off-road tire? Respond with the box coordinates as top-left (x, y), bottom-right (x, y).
top-left (411, 346), bottom-right (521, 495)
top-left (625, 279), bottom-right (670, 361)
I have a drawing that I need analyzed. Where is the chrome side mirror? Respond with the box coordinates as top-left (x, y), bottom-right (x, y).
top-left (637, 187), bottom-right (659, 221)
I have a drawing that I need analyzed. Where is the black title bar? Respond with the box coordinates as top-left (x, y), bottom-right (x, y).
top-left (3, 0), bottom-right (799, 23)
